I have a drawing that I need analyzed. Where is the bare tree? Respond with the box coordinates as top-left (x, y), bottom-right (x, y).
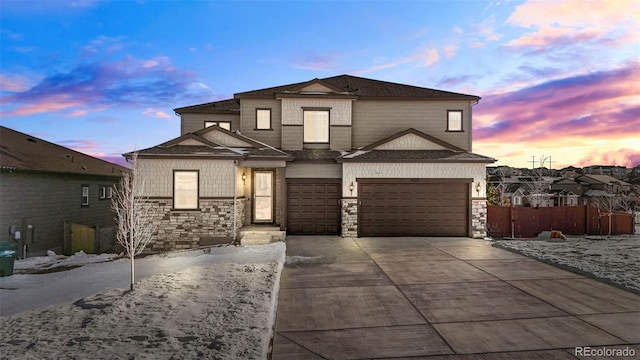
top-left (487, 183), bottom-right (510, 206)
top-left (590, 193), bottom-right (624, 236)
top-left (111, 152), bottom-right (155, 291)
top-left (525, 155), bottom-right (552, 208)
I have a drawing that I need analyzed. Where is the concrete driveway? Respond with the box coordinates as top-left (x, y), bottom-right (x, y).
top-left (272, 236), bottom-right (639, 359)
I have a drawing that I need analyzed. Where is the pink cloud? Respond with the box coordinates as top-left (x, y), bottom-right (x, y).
top-left (58, 139), bottom-right (101, 153)
top-left (142, 108), bottom-right (171, 119)
top-left (0, 56), bottom-right (213, 117)
top-left (474, 60), bottom-right (640, 167)
top-left (576, 149), bottom-right (640, 168)
top-left (0, 74), bottom-right (33, 92)
top-left (505, 0), bottom-right (639, 52)
top-left (474, 60), bottom-right (640, 142)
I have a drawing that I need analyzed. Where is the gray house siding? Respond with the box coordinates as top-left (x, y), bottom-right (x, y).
top-left (330, 126), bottom-right (352, 150)
top-left (282, 125), bottom-right (303, 150)
top-left (181, 113), bottom-right (240, 135)
top-left (0, 171), bottom-right (120, 257)
top-left (240, 99), bottom-right (282, 148)
top-left (351, 100), bottom-right (472, 151)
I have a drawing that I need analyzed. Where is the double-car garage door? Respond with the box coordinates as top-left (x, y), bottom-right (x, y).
top-left (358, 180), bottom-right (469, 237)
top-left (287, 178), bottom-right (469, 237)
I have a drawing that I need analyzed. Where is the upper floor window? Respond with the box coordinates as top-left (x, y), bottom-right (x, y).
top-left (173, 170), bottom-right (199, 209)
top-left (204, 121), bottom-right (231, 131)
top-left (256, 109), bottom-right (271, 130)
top-left (303, 110), bottom-right (329, 143)
top-left (99, 185), bottom-right (112, 200)
top-left (447, 110), bottom-right (463, 132)
top-left (81, 185), bottom-right (90, 206)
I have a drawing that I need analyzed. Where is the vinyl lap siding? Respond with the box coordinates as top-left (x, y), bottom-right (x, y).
top-left (0, 171), bottom-right (119, 256)
top-left (181, 113), bottom-right (240, 135)
top-left (240, 99), bottom-right (282, 148)
top-left (352, 100), bottom-right (472, 151)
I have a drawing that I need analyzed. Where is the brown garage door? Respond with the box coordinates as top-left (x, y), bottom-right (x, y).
top-left (359, 180), bottom-right (469, 237)
top-left (287, 179), bottom-right (341, 235)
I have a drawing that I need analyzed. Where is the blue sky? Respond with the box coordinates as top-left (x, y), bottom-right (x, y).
top-left (1, 0), bottom-right (638, 168)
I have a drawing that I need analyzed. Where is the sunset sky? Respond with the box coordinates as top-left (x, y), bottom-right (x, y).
top-left (1, 0), bottom-right (638, 169)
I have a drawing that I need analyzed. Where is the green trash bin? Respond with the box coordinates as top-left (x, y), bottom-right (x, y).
top-left (0, 242), bottom-right (17, 277)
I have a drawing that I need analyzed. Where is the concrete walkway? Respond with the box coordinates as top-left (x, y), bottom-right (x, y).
top-left (272, 236), bottom-right (639, 359)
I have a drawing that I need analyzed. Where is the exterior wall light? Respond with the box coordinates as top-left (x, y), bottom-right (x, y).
top-left (349, 181), bottom-right (354, 195)
top-left (475, 182), bottom-right (481, 195)
top-left (242, 172), bottom-right (246, 185)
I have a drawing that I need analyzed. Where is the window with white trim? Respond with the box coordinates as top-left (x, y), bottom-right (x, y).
top-left (303, 110), bottom-right (329, 143)
top-left (99, 185), bottom-right (113, 200)
top-left (81, 185), bottom-right (90, 206)
top-left (256, 109), bottom-right (271, 130)
top-left (173, 170), bottom-right (199, 209)
top-left (447, 110), bottom-right (463, 132)
top-left (513, 196), bottom-right (522, 206)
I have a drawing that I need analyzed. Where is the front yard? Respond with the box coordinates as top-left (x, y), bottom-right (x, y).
top-left (0, 243), bottom-right (285, 359)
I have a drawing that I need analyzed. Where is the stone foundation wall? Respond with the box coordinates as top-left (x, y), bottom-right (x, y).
top-left (341, 199), bottom-right (358, 238)
top-left (471, 199), bottom-right (488, 238)
top-left (143, 198), bottom-right (245, 252)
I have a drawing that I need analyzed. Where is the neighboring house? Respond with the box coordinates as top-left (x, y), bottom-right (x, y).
top-left (550, 178), bottom-right (585, 196)
top-left (0, 126), bottom-right (129, 257)
top-left (133, 75), bottom-right (495, 251)
top-left (576, 174), bottom-right (631, 195)
top-left (510, 187), bottom-right (527, 207)
top-left (551, 190), bottom-right (580, 206)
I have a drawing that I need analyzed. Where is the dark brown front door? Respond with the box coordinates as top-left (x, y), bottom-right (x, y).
top-left (358, 181), bottom-right (468, 237)
top-left (287, 179), bottom-right (341, 235)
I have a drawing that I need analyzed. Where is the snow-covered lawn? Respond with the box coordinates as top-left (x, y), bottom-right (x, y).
top-left (13, 250), bottom-right (119, 273)
top-left (492, 235), bottom-right (640, 293)
top-left (0, 243), bottom-right (285, 359)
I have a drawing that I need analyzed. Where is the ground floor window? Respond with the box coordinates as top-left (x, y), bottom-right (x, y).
top-left (173, 170), bottom-right (199, 209)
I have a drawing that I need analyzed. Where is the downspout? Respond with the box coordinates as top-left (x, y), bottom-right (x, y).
top-left (233, 160), bottom-right (238, 242)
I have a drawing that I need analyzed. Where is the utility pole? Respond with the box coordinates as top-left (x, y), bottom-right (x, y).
top-left (530, 155), bottom-right (536, 170)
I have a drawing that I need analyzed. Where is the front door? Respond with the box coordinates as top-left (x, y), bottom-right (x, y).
top-left (253, 171), bottom-right (274, 223)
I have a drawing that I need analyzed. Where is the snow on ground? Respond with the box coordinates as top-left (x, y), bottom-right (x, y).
top-left (13, 251), bottom-right (119, 273)
top-left (493, 235), bottom-right (640, 293)
top-left (0, 243), bottom-right (285, 359)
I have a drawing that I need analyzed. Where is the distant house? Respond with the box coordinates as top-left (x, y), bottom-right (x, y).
top-left (550, 178), bottom-right (585, 196)
top-left (0, 126), bottom-right (129, 257)
top-left (550, 190), bottom-right (580, 206)
top-left (576, 174), bottom-right (631, 195)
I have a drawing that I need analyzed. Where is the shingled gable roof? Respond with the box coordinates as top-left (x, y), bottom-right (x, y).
top-left (336, 128), bottom-right (495, 164)
top-left (361, 128), bottom-right (465, 151)
top-left (173, 98), bottom-right (240, 114)
top-left (234, 74), bottom-right (480, 100)
top-left (0, 126), bottom-right (129, 176)
top-left (133, 126), bottom-right (292, 161)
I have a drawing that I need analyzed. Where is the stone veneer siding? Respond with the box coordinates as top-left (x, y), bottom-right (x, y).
top-left (144, 198), bottom-right (245, 252)
top-left (471, 199), bottom-right (488, 238)
top-left (341, 198), bottom-right (358, 237)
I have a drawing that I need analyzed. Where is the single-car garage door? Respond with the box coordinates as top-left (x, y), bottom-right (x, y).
top-left (287, 179), bottom-right (341, 235)
top-left (359, 180), bottom-right (469, 237)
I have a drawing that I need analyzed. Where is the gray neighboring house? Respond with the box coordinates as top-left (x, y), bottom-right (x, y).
top-left (0, 126), bottom-right (130, 257)
top-left (134, 75), bottom-right (496, 252)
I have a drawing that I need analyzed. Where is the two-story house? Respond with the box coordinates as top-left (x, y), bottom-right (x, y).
top-left (132, 75), bottom-right (495, 251)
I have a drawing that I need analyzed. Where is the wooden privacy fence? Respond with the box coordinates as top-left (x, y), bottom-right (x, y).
top-left (487, 205), bottom-right (634, 238)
